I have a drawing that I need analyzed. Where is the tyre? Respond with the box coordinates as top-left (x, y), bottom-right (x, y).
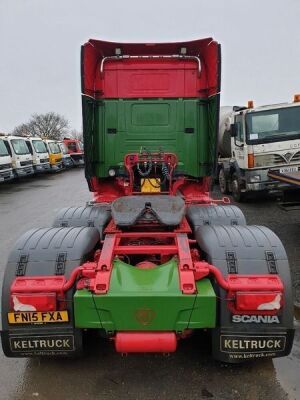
top-left (231, 173), bottom-right (247, 202)
top-left (218, 168), bottom-right (229, 194)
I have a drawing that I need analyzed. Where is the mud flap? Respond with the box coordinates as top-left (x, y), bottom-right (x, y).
top-left (1, 227), bottom-right (99, 358)
top-left (186, 205), bottom-right (246, 231)
top-left (212, 327), bottom-right (294, 363)
top-left (195, 224), bottom-right (295, 363)
top-left (1, 328), bottom-right (83, 358)
top-left (52, 205), bottom-right (111, 240)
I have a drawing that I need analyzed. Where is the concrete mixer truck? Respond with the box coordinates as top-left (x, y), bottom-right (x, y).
top-left (217, 98), bottom-right (300, 201)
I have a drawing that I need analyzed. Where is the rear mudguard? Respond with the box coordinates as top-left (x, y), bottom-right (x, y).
top-left (1, 227), bottom-right (99, 357)
top-left (195, 224), bottom-right (295, 363)
top-left (52, 205), bottom-right (111, 240)
top-left (186, 204), bottom-right (246, 230)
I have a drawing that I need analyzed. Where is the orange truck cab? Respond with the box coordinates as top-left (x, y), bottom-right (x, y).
top-left (43, 139), bottom-right (63, 172)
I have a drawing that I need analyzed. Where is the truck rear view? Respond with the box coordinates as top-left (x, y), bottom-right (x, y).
top-left (1, 39), bottom-right (294, 363)
top-left (82, 39), bottom-right (220, 196)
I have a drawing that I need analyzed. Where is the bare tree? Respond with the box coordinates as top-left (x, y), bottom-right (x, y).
top-left (30, 112), bottom-right (69, 140)
top-left (12, 112), bottom-right (69, 140)
top-left (12, 122), bottom-right (34, 137)
top-left (68, 129), bottom-right (83, 142)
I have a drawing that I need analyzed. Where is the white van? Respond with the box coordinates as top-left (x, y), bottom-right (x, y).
top-left (25, 137), bottom-right (50, 173)
top-left (3, 135), bottom-right (34, 178)
top-left (0, 137), bottom-right (14, 182)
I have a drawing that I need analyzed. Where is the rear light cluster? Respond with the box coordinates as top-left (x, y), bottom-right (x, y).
top-left (235, 291), bottom-right (282, 312)
top-left (10, 276), bottom-right (66, 312)
top-left (226, 275), bottom-right (284, 315)
top-left (11, 293), bottom-right (56, 312)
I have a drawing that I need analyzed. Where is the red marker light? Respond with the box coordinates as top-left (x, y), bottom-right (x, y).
top-left (235, 291), bottom-right (282, 312)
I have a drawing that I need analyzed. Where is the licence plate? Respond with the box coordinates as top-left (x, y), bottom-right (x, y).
top-left (8, 311), bottom-right (69, 324)
top-left (279, 166), bottom-right (298, 174)
top-left (141, 178), bottom-right (161, 193)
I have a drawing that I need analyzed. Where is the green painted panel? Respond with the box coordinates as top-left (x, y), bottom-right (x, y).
top-left (74, 289), bottom-right (102, 329)
top-left (131, 103), bottom-right (170, 126)
top-left (74, 258), bottom-right (216, 332)
top-left (82, 96), bottom-right (219, 179)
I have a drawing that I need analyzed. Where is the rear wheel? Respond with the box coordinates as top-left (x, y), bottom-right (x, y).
top-left (186, 204), bottom-right (246, 231)
top-left (218, 168), bottom-right (229, 194)
top-left (1, 226), bottom-right (100, 358)
top-left (52, 205), bottom-right (111, 240)
top-left (231, 173), bottom-right (247, 202)
top-left (195, 224), bottom-right (294, 363)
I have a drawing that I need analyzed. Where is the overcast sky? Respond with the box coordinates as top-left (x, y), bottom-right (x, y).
top-left (0, 0), bottom-right (299, 133)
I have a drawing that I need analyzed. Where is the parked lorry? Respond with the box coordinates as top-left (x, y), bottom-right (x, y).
top-left (58, 141), bottom-right (74, 168)
top-left (0, 136), bottom-right (14, 182)
top-left (218, 98), bottom-right (300, 201)
top-left (63, 138), bottom-right (84, 166)
top-left (43, 139), bottom-right (63, 172)
top-left (25, 137), bottom-right (50, 173)
top-left (3, 135), bottom-right (34, 178)
top-left (1, 38), bottom-right (294, 363)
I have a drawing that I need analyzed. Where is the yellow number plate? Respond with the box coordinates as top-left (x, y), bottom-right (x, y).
top-left (141, 178), bottom-right (161, 193)
top-left (8, 311), bottom-right (69, 324)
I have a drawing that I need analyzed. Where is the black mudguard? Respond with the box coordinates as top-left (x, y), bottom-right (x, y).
top-left (195, 224), bottom-right (295, 363)
top-left (1, 227), bottom-right (99, 357)
top-left (52, 205), bottom-right (111, 240)
top-left (186, 204), bottom-right (246, 231)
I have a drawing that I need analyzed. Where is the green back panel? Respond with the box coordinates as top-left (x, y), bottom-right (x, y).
top-left (74, 258), bottom-right (216, 332)
top-left (82, 96), bottom-right (219, 179)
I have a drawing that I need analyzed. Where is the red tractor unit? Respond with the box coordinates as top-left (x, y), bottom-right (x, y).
top-left (63, 138), bottom-right (84, 166)
top-left (1, 38), bottom-right (294, 362)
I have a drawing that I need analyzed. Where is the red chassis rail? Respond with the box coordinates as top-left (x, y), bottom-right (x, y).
top-left (9, 151), bottom-right (283, 316)
top-left (10, 214), bottom-right (284, 316)
top-left (11, 243), bottom-right (284, 316)
top-left (90, 152), bottom-right (230, 204)
top-left (10, 201), bottom-right (284, 318)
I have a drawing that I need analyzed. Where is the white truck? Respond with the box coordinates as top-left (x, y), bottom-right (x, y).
top-left (25, 137), bottom-right (51, 173)
top-left (0, 136), bottom-right (14, 182)
top-left (3, 135), bottom-right (34, 178)
top-left (217, 97), bottom-right (300, 201)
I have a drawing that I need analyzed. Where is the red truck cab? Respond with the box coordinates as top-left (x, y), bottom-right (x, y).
top-left (63, 138), bottom-right (84, 166)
